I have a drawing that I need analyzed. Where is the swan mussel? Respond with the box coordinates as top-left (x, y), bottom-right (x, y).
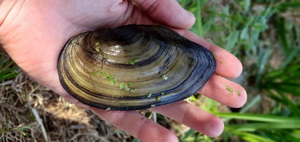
top-left (57, 25), bottom-right (216, 110)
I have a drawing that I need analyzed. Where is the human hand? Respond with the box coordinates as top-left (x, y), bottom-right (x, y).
top-left (0, 0), bottom-right (247, 141)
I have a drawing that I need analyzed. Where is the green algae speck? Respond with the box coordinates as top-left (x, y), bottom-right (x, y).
top-left (129, 61), bottom-right (134, 65)
top-left (99, 71), bottom-right (104, 77)
top-left (124, 86), bottom-right (130, 91)
top-left (131, 89), bottom-right (137, 92)
top-left (128, 82), bottom-right (132, 87)
top-left (147, 93), bottom-right (152, 98)
top-left (156, 96), bottom-right (161, 101)
top-left (133, 59), bottom-right (139, 63)
top-left (162, 75), bottom-right (168, 80)
top-left (119, 83), bottom-right (124, 89)
top-left (226, 84), bottom-right (233, 94)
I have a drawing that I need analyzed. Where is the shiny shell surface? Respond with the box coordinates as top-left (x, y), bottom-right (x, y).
top-left (57, 25), bottom-right (216, 110)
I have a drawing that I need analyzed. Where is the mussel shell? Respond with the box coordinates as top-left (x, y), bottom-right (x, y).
top-left (58, 25), bottom-right (216, 110)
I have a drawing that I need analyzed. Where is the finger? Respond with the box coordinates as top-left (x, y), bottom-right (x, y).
top-left (61, 92), bottom-right (178, 142)
top-left (199, 74), bottom-right (247, 108)
top-left (151, 101), bottom-right (224, 137)
top-left (133, 0), bottom-right (195, 29)
top-left (174, 29), bottom-right (243, 78)
top-left (58, 84), bottom-right (177, 142)
top-left (89, 107), bottom-right (178, 142)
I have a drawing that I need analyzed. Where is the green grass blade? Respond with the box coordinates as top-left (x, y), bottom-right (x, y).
top-left (0, 66), bottom-right (19, 77)
top-left (180, 0), bottom-right (186, 7)
top-left (277, 17), bottom-right (290, 56)
top-left (233, 131), bottom-right (274, 142)
top-left (226, 123), bottom-right (300, 131)
top-left (280, 47), bottom-right (300, 69)
top-left (240, 26), bottom-right (249, 40)
top-left (132, 138), bottom-right (139, 142)
top-left (240, 95), bottom-right (261, 114)
top-left (240, 0), bottom-right (251, 13)
top-left (265, 84), bottom-right (300, 96)
top-left (291, 130), bottom-right (300, 139)
top-left (256, 47), bottom-right (272, 86)
top-left (214, 113), bottom-right (300, 123)
top-left (278, 91), bottom-right (298, 108)
top-left (0, 52), bottom-right (4, 69)
top-left (222, 95), bottom-right (261, 123)
top-left (202, 4), bottom-right (215, 35)
top-left (203, 98), bottom-right (218, 113)
top-left (0, 72), bottom-right (20, 82)
top-left (182, 128), bottom-right (195, 140)
top-left (277, 2), bottom-right (300, 11)
top-left (221, 5), bottom-right (229, 21)
top-left (225, 31), bottom-right (239, 51)
top-left (0, 60), bottom-right (15, 72)
top-left (195, 0), bottom-right (206, 37)
top-left (266, 91), bottom-right (292, 109)
top-left (6, 120), bottom-right (11, 142)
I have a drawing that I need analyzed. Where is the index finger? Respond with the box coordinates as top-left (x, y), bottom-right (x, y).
top-left (133, 0), bottom-right (195, 29)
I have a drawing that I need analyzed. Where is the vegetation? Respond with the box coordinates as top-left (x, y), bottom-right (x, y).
top-left (175, 0), bottom-right (300, 141)
top-left (0, 52), bottom-right (20, 82)
top-left (1, 0), bottom-right (300, 141)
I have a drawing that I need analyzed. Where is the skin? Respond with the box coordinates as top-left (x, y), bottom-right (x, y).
top-left (0, 0), bottom-right (247, 141)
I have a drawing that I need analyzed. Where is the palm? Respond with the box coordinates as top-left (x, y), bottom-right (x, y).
top-left (5, 1), bottom-right (156, 92)
top-left (1, 0), bottom-right (247, 141)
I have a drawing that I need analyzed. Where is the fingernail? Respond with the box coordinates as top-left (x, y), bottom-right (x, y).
top-left (185, 9), bottom-right (194, 17)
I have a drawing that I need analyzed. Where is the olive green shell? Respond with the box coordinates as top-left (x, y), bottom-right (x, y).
top-left (57, 25), bottom-right (216, 110)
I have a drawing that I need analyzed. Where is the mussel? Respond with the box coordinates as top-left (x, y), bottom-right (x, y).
top-left (57, 25), bottom-right (216, 110)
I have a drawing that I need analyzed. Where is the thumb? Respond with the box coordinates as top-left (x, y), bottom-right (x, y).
top-left (133, 0), bottom-right (195, 29)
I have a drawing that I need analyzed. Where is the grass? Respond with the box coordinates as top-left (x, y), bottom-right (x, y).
top-left (0, 51), bottom-right (128, 141)
top-left (0, 52), bottom-right (20, 82)
top-left (1, 0), bottom-right (300, 141)
top-left (178, 0), bottom-right (300, 142)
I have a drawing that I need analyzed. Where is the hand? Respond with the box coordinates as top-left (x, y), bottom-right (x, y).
top-left (0, 0), bottom-right (247, 141)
